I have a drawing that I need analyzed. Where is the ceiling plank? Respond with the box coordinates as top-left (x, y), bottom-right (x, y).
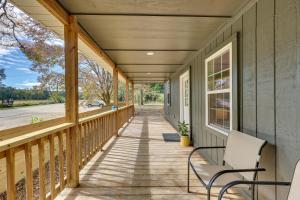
top-left (78, 26), bottom-right (115, 68)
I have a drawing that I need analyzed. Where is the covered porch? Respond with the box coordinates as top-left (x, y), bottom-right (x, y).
top-left (56, 106), bottom-right (242, 200)
top-left (0, 0), bottom-right (299, 199)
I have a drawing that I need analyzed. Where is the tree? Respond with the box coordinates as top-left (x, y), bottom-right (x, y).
top-left (1, 1), bottom-right (114, 105)
top-left (79, 54), bottom-right (113, 105)
top-left (0, 0), bottom-right (65, 99)
top-left (0, 0), bottom-right (23, 48)
top-left (0, 68), bottom-right (5, 86)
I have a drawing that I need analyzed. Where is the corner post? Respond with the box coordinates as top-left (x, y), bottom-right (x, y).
top-left (64, 15), bottom-right (79, 187)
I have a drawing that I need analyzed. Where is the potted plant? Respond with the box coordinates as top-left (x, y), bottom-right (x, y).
top-left (178, 121), bottom-right (190, 147)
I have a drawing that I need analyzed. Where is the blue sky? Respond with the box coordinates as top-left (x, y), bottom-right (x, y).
top-left (0, 47), bottom-right (41, 89)
top-left (0, 3), bottom-right (64, 90)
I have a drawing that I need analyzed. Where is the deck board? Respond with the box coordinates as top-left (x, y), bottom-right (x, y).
top-left (56, 106), bottom-right (244, 200)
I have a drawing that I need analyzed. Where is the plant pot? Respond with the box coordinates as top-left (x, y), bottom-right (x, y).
top-left (180, 135), bottom-right (190, 147)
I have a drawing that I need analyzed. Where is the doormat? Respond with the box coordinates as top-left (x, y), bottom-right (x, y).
top-left (162, 133), bottom-right (180, 142)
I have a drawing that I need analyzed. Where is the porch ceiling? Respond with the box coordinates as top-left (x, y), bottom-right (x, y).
top-left (14, 0), bottom-right (250, 83)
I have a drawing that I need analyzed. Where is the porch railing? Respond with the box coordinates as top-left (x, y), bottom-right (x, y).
top-left (0, 104), bottom-right (134, 200)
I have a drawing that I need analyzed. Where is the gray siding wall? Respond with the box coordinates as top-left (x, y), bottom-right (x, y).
top-left (164, 0), bottom-right (300, 199)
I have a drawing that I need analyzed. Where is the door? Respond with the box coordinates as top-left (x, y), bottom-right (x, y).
top-left (180, 71), bottom-right (190, 124)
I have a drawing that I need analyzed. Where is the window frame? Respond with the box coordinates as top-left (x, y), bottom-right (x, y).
top-left (205, 42), bottom-right (233, 135)
top-left (166, 80), bottom-right (171, 106)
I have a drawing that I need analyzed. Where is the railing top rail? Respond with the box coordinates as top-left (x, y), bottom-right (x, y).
top-left (79, 109), bottom-right (116, 124)
top-left (0, 122), bottom-right (74, 153)
top-left (118, 104), bottom-right (134, 111)
top-left (0, 104), bottom-right (134, 154)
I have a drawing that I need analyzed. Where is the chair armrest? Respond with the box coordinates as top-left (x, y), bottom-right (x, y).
top-left (188, 146), bottom-right (226, 162)
top-left (218, 180), bottom-right (291, 200)
top-left (207, 168), bottom-right (266, 189)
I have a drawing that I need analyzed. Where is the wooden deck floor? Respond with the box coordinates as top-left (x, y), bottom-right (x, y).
top-left (57, 106), bottom-right (244, 200)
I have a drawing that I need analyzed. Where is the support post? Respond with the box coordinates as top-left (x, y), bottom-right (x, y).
top-left (113, 67), bottom-right (119, 135)
top-left (64, 15), bottom-right (79, 187)
top-left (131, 81), bottom-right (134, 105)
top-left (113, 67), bottom-right (118, 107)
top-left (141, 84), bottom-right (144, 106)
top-left (125, 79), bottom-right (129, 106)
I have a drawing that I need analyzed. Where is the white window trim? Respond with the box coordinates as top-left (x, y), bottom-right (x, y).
top-left (205, 42), bottom-right (233, 135)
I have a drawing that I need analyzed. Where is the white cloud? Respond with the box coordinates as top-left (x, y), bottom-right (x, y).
top-left (16, 67), bottom-right (33, 73)
top-left (17, 82), bottom-right (41, 87)
top-left (0, 48), bottom-right (13, 56)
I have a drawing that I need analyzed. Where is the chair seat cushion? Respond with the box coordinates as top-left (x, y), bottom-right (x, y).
top-left (191, 163), bottom-right (247, 187)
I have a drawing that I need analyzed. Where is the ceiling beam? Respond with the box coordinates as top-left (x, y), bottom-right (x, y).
top-left (134, 81), bottom-right (164, 83)
top-left (117, 64), bottom-right (183, 66)
top-left (124, 72), bottom-right (172, 74)
top-left (131, 80), bottom-right (166, 83)
top-left (104, 49), bottom-right (198, 51)
top-left (129, 77), bottom-right (169, 80)
top-left (72, 13), bottom-right (232, 18)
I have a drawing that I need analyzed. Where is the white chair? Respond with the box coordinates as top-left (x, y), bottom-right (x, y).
top-left (188, 130), bottom-right (267, 200)
top-left (218, 159), bottom-right (300, 200)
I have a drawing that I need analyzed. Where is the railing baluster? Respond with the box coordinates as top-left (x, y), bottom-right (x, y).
top-left (89, 121), bottom-right (92, 158)
top-left (100, 117), bottom-right (103, 150)
top-left (92, 120), bottom-right (95, 153)
top-left (25, 143), bottom-right (33, 200)
top-left (84, 123), bottom-right (87, 161)
top-left (66, 129), bottom-right (71, 184)
top-left (78, 124), bottom-right (82, 168)
top-left (108, 114), bottom-right (111, 137)
top-left (38, 139), bottom-right (46, 200)
top-left (96, 119), bottom-right (99, 150)
top-left (83, 124), bottom-right (85, 162)
top-left (58, 132), bottom-right (64, 191)
top-left (6, 148), bottom-right (15, 200)
top-left (49, 134), bottom-right (56, 199)
top-left (86, 122), bottom-right (89, 158)
top-left (105, 115), bottom-right (109, 141)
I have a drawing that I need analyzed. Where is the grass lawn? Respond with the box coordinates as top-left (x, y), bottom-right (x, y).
top-left (0, 99), bottom-right (55, 109)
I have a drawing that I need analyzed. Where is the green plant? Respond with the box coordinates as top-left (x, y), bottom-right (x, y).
top-left (50, 92), bottom-right (65, 103)
top-left (31, 116), bottom-right (43, 124)
top-left (178, 121), bottom-right (189, 136)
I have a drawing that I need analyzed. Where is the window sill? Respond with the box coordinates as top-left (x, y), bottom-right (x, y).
top-left (205, 125), bottom-right (229, 136)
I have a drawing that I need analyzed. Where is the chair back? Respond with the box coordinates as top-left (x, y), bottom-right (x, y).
top-left (223, 130), bottom-right (266, 180)
top-left (287, 160), bottom-right (300, 200)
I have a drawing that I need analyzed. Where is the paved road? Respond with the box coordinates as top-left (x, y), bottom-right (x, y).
top-left (0, 103), bottom-right (98, 130)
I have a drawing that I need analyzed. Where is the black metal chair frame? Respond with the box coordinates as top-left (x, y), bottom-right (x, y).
top-left (218, 180), bottom-right (291, 200)
top-left (187, 145), bottom-right (266, 200)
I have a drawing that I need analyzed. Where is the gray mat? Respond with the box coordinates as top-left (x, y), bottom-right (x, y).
top-left (162, 133), bottom-right (180, 142)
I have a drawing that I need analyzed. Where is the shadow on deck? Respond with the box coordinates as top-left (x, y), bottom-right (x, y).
top-left (56, 105), bottom-right (243, 200)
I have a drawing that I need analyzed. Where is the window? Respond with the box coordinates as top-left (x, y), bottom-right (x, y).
top-left (205, 43), bottom-right (232, 134)
top-left (166, 80), bottom-right (171, 106)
